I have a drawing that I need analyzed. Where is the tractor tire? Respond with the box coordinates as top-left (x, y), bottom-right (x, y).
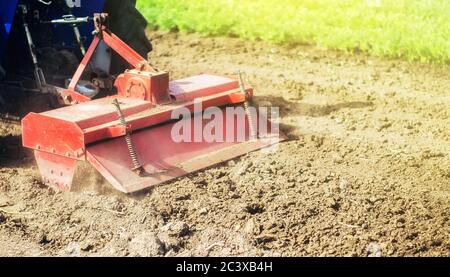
top-left (40, 49), bottom-right (79, 76)
top-left (39, 48), bottom-right (79, 87)
top-left (105, 0), bottom-right (153, 74)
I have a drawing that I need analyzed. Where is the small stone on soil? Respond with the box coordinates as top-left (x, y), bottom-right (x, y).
top-left (129, 231), bottom-right (165, 257)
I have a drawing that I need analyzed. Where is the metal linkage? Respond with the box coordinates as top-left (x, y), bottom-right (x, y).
top-left (237, 70), bottom-right (258, 140)
top-left (42, 15), bottom-right (92, 56)
top-left (19, 5), bottom-right (47, 89)
top-left (112, 99), bottom-right (144, 175)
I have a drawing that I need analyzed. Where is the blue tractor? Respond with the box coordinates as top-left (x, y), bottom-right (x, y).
top-left (0, 0), bottom-right (152, 116)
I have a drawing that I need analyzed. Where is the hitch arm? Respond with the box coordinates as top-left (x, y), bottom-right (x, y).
top-left (66, 13), bottom-right (155, 103)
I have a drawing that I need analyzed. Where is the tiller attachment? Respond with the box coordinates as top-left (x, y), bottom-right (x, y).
top-left (22, 14), bottom-right (286, 193)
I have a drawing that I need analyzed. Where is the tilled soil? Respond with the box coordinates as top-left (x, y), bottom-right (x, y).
top-left (0, 31), bottom-right (449, 257)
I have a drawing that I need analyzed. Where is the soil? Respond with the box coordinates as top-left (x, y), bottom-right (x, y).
top-left (0, 31), bottom-right (449, 257)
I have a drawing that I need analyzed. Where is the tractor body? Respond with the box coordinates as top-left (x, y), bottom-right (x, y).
top-left (1, 0), bottom-right (106, 72)
top-left (0, 0), bottom-right (150, 110)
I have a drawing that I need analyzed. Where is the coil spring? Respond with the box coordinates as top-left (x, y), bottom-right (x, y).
top-left (112, 99), bottom-right (143, 174)
top-left (237, 70), bottom-right (258, 140)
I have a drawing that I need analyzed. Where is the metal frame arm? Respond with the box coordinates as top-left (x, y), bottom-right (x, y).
top-left (66, 13), bottom-right (155, 103)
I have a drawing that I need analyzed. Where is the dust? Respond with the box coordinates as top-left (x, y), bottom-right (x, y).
top-left (72, 162), bottom-right (118, 196)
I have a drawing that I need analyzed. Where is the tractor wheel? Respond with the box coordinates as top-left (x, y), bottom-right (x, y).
top-left (39, 48), bottom-right (79, 87)
top-left (105, 0), bottom-right (153, 74)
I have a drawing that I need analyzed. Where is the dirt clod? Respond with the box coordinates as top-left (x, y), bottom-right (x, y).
top-left (129, 231), bottom-right (165, 257)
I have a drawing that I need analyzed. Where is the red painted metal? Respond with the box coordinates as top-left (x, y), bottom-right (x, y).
top-left (67, 35), bottom-right (100, 103)
top-left (21, 14), bottom-right (285, 193)
top-left (169, 74), bottom-right (243, 101)
top-left (22, 113), bottom-right (85, 160)
top-left (64, 16), bottom-right (157, 104)
top-left (102, 32), bottom-right (152, 71)
top-left (34, 151), bottom-right (77, 191)
top-left (23, 73), bottom-right (282, 192)
top-left (81, 89), bottom-right (248, 144)
top-left (115, 70), bottom-right (170, 103)
top-left (86, 111), bottom-right (284, 193)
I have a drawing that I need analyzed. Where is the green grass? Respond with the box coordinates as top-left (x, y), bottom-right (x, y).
top-left (137, 0), bottom-right (450, 64)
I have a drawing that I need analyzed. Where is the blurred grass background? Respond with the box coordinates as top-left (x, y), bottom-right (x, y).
top-left (137, 0), bottom-right (450, 64)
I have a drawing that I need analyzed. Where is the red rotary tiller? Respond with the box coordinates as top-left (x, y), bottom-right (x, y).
top-left (21, 14), bottom-right (285, 193)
